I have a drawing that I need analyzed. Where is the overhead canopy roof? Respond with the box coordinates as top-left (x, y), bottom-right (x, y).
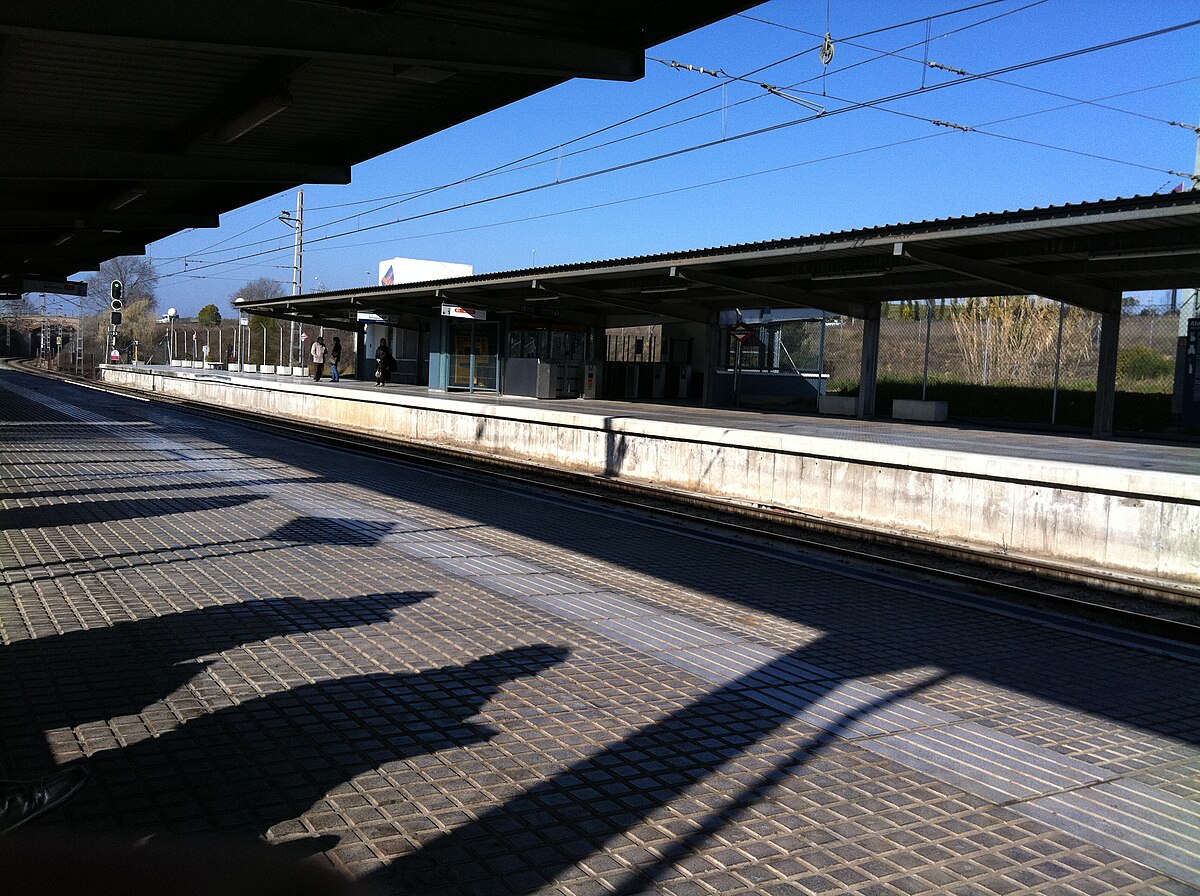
top-left (237, 190), bottom-right (1200, 330)
top-left (0, 0), bottom-right (753, 293)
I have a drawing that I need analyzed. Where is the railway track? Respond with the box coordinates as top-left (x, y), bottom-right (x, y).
top-left (9, 359), bottom-right (1199, 652)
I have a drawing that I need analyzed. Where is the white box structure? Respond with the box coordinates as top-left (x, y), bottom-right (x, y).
top-left (377, 257), bottom-right (473, 288)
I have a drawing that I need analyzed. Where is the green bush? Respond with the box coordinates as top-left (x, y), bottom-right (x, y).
top-left (1116, 346), bottom-right (1173, 381)
top-left (830, 376), bottom-right (1172, 432)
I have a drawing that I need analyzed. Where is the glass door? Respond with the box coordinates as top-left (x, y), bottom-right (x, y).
top-left (449, 319), bottom-right (499, 392)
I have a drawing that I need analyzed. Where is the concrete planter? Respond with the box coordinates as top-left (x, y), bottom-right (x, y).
top-left (170, 360), bottom-right (184, 367)
top-left (818, 395), bottom-right (857, 416)
top-left (893, 399), bottom-right (949, 422)
top-left (291, 366), bottom-right (307, 377)
top-left (258, 365), bottom-right (276, 374)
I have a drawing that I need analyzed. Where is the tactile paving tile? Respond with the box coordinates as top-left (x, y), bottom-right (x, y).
top-left (862, 721), bottom-right (1200, 887)
top-left (1020, 781), bottom-right (1200, 888)
top-left (648, 642), bottom-right (829, 689)
top-left (4, 371), bottom-right (1200, 895)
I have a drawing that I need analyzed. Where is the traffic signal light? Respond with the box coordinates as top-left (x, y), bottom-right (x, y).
top-left (110, 280), bottom-right (123, 325)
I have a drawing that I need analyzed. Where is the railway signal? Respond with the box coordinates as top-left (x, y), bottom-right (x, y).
top-left (110, 280), bottom-right (124, 325)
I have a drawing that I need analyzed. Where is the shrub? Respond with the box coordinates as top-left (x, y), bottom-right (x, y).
top-left (1116, 346), bottom-right (1172, 381)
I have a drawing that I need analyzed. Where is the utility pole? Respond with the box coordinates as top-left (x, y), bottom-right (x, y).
top-left (280, 190), bottom-right (304, 367)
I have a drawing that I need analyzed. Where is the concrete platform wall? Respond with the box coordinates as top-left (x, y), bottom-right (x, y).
top-left (101, 367), bottom-right (1199, 590)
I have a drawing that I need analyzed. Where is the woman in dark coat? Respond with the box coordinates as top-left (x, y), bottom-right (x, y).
top-left (374, 338), bottom-right (393, 386)
top-left (329, 337), bottom-right (342, 382)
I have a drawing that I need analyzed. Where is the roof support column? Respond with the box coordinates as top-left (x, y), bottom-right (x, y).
top-left (1093, 307), bottom-right (1121, 437)
top-left (703, 313), bottom-right (721, 407)
top-left (857, 307), bottom-right (881, 419)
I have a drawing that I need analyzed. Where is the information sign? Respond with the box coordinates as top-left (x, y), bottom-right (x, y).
top-left (441, 303), bottom-right (486, 321)
top-left (1184, 317), bottom-right (1200, 428)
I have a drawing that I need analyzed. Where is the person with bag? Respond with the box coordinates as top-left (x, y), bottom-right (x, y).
top-left (374, 338), bottom-right (395, 386)
top-left (329, 337), bottom-right (342, 382)
top-left (310, 336), bottom-right (328, 382)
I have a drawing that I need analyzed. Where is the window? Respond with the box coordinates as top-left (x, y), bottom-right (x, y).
top-left (722, 320), bottom-right (822, 373)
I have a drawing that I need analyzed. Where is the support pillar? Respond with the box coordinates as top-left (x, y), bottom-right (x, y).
top-left (1093, 308), bottom-right (1121, 437)
top-left (702, 313), bottom-right (721, 407)
top-left (857, 309), bottom-right (881, 419)
top-left (588, 324), bottom-right (605, 399)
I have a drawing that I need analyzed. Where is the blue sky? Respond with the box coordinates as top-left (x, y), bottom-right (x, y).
top-left (145, 0), bottom-right (1200, 316)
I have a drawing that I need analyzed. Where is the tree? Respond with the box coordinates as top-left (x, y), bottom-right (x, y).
top-left (85, 256), bottom-right (157, 315)
top-left (229, 277), bottom-right (283, 309)
top-left (230, 277), bottom-right (288, 365)
top-left (197, 304), bottom-right (222, 326)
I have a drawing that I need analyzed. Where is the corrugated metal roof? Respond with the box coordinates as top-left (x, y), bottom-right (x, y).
top-left (242, 190), bottom-right (1200, 325)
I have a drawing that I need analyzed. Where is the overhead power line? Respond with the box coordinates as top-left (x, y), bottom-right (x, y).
top-left (172, 0), bottom-right (1032, 266)
top-left (176, 74), bottom-right (1199, 276)
top-left (163, 0), bottom-right (1080, 269)
top-left (153, 14), bottom-right (1200, 283)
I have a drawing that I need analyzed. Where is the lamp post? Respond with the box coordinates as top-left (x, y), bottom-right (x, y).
top-left (233, 297), bottom-right (248, 372)
top-left (166, 308), bottom-right (177, 365)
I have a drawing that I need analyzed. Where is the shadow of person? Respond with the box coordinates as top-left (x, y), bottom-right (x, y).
top-left (0, 494), bottom-right (267, 531)
top-left (0, 593), bottom-right (435, 775)
top-left (61, 644), bottom-right (570, 843)
top-left (365, 638), bottom-right (947, 896)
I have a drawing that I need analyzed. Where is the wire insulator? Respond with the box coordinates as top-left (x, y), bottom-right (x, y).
top-left (932, 120), bottom-right (973, 132)
top-left (821, 32), bottom-right (836, 66)
top-left (928, 61), bottom-right (969, 76)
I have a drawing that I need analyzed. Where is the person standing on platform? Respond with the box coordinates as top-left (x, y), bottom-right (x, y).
top-left (310, 336), bottom-right (328, 382)
top-left (375, 338), bottom-right (393, 387)
top-left (329, 337), bottom-right (342, 383)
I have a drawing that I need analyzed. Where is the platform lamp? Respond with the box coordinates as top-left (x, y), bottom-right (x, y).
top-left (166, 308), bottom-right (178, 365)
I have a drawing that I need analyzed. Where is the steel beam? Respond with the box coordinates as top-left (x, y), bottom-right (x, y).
top-left (1, 148), bottom-right (350, 184)
top-left (548, 280), bottom-right (713, 325)
top-left (434, 287), bottom-right (605, 328)
top-left (0, 210), bottom-right (220, 230)
top-left (250, 308), bottom-right (364, 333)
top-left (681, 267), bottom-right (873, 319)
top-left (0, 0), bottom-right (644, 81)
top-left (897, 242), bottom-right (1119, 314)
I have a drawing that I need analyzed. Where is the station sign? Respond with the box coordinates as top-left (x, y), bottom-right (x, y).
top-left (441, 303), bottom-right (486, 321)
top-left (23, 278), bottom-right (88, 297)
top-left (1184, 317), bottom-right (1200, 428)
top-left (731, 323), bottom-right (754, 343)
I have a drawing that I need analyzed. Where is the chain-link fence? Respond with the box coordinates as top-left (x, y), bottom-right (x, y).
top-left (819, 299), bottom-right (1179, 430)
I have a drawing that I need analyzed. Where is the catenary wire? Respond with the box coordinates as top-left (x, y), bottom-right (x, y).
top-left (155, 71), bottom-right (1198, 285)
top-left (152, 17), bottom-right (1200, 284)
top-left (170, 0), bottom-right (1034, 266)
top-left (164, 8), bottom-right (1163, 272)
